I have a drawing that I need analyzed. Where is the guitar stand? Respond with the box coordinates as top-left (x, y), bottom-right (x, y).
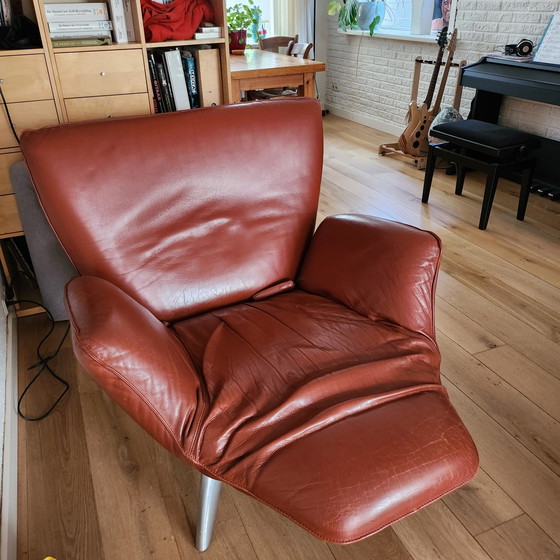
top-left (378, 56), bottom-right (466, 170)
top-left (378, 143), bottom-right (428, 169)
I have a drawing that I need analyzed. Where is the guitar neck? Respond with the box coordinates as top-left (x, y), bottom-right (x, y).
top-left (432, 55), bottom-right (454, 116)
top-left (432, 29), bottom-right (458, 116)
top-left (423, 49), bottom-right (445, 108)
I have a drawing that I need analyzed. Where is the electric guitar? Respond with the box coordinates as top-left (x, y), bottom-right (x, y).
top-left (398, 27), bottom-right (448, 154)
top-left (407, 28), bottom-right (457, 158)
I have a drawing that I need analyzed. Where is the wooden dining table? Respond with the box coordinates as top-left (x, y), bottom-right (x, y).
top-left (229, 49), bottom-right (326, 103)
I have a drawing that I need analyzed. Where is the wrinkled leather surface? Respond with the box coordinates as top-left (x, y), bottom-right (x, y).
top-left (22, 99), bottom-right (478, 544)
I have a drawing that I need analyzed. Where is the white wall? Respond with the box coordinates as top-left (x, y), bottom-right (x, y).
top-left (324, 0), bottom-right (560, 139)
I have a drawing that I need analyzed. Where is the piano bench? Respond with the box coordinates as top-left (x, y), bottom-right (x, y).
top-left (421, 119), bottom-right (540, 230)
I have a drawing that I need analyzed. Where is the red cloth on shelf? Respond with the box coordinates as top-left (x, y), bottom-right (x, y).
top-left (141, 0), bottom-right (214, 42)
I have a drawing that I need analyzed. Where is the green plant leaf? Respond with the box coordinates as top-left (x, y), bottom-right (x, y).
top-left (227, 2), bottom-right (262, 31)
top-left (369, 14), bottom-right (381, 36)
top-left (327, 1), bottom-right (341, 16)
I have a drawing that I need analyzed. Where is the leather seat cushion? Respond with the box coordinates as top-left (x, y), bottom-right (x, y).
top-left (171, 291), bottom-right (478, 542)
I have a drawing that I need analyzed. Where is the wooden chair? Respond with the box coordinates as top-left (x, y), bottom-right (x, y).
top-left (259, 34), bottom-right (298, 53)
top-left (288, 42), bottom-right (313, 59)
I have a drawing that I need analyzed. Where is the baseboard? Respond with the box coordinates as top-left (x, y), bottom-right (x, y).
top-left (1, 312), bottom-right (18, 560)
top-left (325, 105), bottom-right (402, 137)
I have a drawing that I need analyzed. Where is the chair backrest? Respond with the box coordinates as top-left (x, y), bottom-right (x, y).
top-left (20, 99), bottom-right (324, 323)
top-left (288, 42), bottom-right (313, 59)
top-left (259, 34), bottom-right (298, 53)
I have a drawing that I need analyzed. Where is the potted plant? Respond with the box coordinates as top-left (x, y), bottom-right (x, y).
top-left (327, 0), bottom-right (385, 36)
top-left (227, 0), bottom-right (262, 53)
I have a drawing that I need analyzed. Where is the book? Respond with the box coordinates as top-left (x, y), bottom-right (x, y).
top-left (48, 20), bottom-right (113, 31)
top-left (180, 50), bottom-right (200, 108)
top-left (123, 0), bottom-right (136, 41)
top-left (163, 49), bottom-right (190, 111)
top-left (147, 52), bottom-right (164, 113)
top-left (194, 32), bottom-right (220, 40)
top-left (44, 3), bottom-right (109, 22)
top-left (107, 0), bottom-right (128, 43)
top-left (197, 26), bottom-right (221, 33)
top-left (50, 30), bottom-right (112, 39)
top-left (1, 0), bottom-right (12, 26)
top-left (51, 36), bottom-right (112, 47)
top-left (155, 58), bottom-right (175, 112)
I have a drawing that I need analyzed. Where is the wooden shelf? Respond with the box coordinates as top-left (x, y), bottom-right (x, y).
top-left (49, 41), bottom-right (145, 53)
top-left (146, 37), bottom-right (226, 49)
top-left (0, 237), bottom-right (44, 317)
top-left (0, 48), bottom-right (46, 57)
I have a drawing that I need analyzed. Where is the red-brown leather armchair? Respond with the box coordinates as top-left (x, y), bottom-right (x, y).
top-left (20, 98), bottom-right (478, 551)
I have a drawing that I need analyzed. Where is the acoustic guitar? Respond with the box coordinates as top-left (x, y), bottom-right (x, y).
top-left (398, 28), bottom-right (448, 154)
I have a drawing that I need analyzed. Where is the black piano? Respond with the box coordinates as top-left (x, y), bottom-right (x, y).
top-left (461, 56), bottom-right (560, 192)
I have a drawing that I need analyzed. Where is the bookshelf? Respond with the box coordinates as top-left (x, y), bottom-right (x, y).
top-left (0, 0), bottom-right (231, 316)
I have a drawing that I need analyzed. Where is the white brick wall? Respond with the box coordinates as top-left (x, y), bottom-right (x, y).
top-left (325, 0), bottom-right (560, 140)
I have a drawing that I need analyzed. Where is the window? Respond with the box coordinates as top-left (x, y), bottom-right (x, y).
top-left (379, 0), bottom-right (457, 35)
top-left (380, 0), bottom-right (412, 31)
top-left (226, 0), bottom-right (272, 43)
top-left (225, 0), bottom-right (314, 44)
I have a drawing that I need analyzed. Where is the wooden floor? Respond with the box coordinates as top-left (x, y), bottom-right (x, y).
top-left (17, 114), bottom-right (560, 560)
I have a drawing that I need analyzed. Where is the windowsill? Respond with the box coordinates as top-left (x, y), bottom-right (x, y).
top-left (336, 28), bottom-right (436, 43)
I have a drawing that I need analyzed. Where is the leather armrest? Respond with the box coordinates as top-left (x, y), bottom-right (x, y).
top-left (65, 276), bottom-right (200, 458)
top-left (298, 215), bottom-right (442, 341)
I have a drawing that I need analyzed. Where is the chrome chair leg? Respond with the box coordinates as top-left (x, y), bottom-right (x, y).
top-left (196, 475), bottom-right (222, 552)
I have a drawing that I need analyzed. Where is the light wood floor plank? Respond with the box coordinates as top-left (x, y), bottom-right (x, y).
top-left (442, 468), bottom-right (523, 537)
top-left (475, 345), bottom-right (560, 422)
top-left (76, 367), bottom-right (184, 560)
top-left (437, 270), bottom-right (560, 378)
top-left (444, 379), bottom-right (560, 546)
top-left (435, 296), bottom-right (505, 355)
top-left (439, 233), bottom-right (560, 341)
top-left (476, 515), bottom-right (560, 560)
top-left (439, 333), bottom-right (560, 476)
top-left (228, 488), bottom-right (337, 560)
top-left (392, 500), bottom-right (492, 560)
top-left (17, 317), bottom-right (105, 560)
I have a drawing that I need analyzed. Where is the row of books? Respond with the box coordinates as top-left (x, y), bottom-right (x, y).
top-left (148, 48), bottom-right (203, 113)
top-left (45, 2), bottom-right (135, 48)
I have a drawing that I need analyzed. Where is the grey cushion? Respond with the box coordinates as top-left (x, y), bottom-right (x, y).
top-left (10, 161), bottom-right (77, 321)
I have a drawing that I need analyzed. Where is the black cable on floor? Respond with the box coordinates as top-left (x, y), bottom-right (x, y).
top-left (6, 297), bottom-right (71, 422)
